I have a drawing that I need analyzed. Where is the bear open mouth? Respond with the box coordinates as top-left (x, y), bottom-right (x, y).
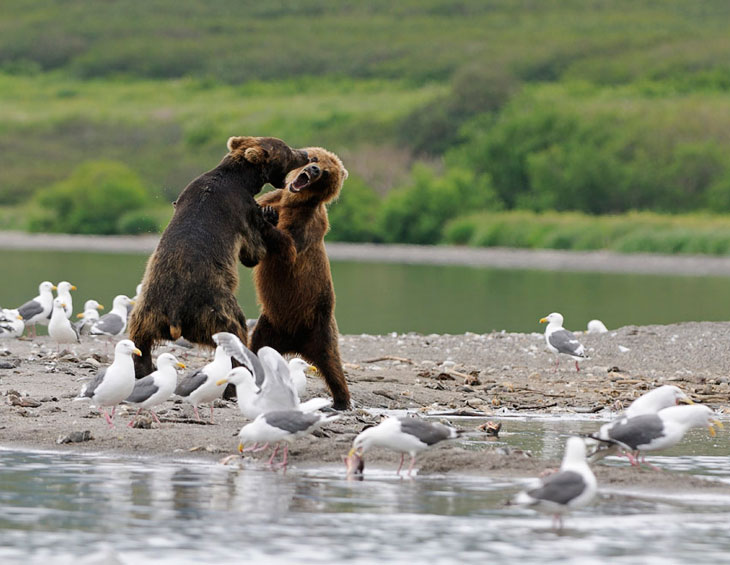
top-left (289, 171), bottom-right (311, 193)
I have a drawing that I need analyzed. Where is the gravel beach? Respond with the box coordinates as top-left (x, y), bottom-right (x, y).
top-left (2, 322), bottom-right (729, 492)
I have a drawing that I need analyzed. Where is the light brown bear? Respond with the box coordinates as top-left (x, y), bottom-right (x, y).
top-left (251, 147), bottom-right (351, 410)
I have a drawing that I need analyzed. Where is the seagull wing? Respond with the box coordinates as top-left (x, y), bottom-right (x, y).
top-left (125, 374), bottom-right (159, 404)
top-left (548, 329), bottom-right (586, 357)
top-left (174, 369), bottom-right (208, 397)
top-left (257, 346), bottom-right (299, 410)
top-left (90, 313), bottom-right (125, 336)
top-left (211, 332), bottom-right (261, 383)
top-left (18, 299), bottom-right (43, 321)
top-left (527, 470), bottom-right (587, 505)
top-left (80, 368), bottom-right (108, 399)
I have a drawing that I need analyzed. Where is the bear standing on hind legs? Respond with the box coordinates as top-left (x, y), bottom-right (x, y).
top-left (251, 147), bottom-right (351, 410)
top-left (128, 136), bottom-right (309, 377)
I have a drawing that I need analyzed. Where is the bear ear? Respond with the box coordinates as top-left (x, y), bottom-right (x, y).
top-left (342, 167), bottom-right (349, 181)
top-left (227, 136), bottom-right (250, 152)
top-left (243, 146), bottom-right (268, 164)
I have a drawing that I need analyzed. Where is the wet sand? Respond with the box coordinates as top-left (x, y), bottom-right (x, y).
top-left (1, 322), bottom-right (729, 492)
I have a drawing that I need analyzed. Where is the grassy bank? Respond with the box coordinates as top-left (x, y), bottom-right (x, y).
top-left (444, 211), bottom-right (730, 255)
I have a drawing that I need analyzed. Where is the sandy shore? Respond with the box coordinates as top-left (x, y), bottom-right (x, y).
top-left (1, 322), bottom-right (729, 491)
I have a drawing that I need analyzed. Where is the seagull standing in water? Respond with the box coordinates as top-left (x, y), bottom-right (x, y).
top-left (510, 436), bottom-right (597, 530)
top-left (540, 312), bottom-right (587, 372)
top-left (350, 416), bottom-right (462, 476)
top-left (75, 339), bottom-right (141, 427)
top-left (125, 352), bottom-right (185, 426)
top-left (17, 281), bottom-right (56, 337)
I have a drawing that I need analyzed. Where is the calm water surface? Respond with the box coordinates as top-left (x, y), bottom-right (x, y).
top-left (2, 418), bottom-right (730, 565)
top-left (2, 249), bottom-right (730, 334)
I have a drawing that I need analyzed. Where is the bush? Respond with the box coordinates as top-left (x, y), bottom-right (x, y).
top-left (117, 209), bottom-right (160, 234)
top-left (377, 164), bottom-right (501, 244)
top-left (327, 175), bottom-right (382, 243)
top-left (29, 160), bottom-right (152, 234)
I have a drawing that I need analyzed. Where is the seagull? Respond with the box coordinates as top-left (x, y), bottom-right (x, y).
top-left (539, 312), bottom-right (587, 371)
top-left (174, 345), bottom-right (232, 422)
top-left (350, 416), bottom-right (462, 476)
top-left (212, 332), bottom-right (331, 419)
top-left (17, 281), bottom-right (56, 337)
top-left (590, 404), bottom-right (722, 468)
top-left (74, 339), bottom-right (141, 427)
top-left (90, 295), bottom-right (133, 339)
top-left (586, 319), bottom-right (608, 334)
top-left (509, 436), bottom-right (597, 530)
top-left (48, 297), bottom-right (80, 352)
top-left (587, 385), bottom-right (693, 462)
top-left (236, 410), bottom-right (339, 470)
top-left (288, 357), bottom-right (317, 396)
top-left (0, 308), bottom-right (24, 348)
top-left (128, 283), bottom-right (142, 317)
top-left (54, 281), bottom-right (77, 319)
top-left (125, 352), bottom-right (185, 426)
top-left (75, 299), bottom-right (105, 334)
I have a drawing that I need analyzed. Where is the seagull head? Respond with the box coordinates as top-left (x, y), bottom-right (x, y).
top-left (57, 281), bottom-right (77, 293)
top-left (216, 366), bottom-right (257, 391)
top-left (560, 436), bottom-right (589, 470)
top-left (40, 281), bottom-right (56, 293)
top-left (288, 357), bottom-right (318, 376)
top-left (115, 339), bottom-right (142, 358)
top-left (52, 298), bottom-right (66, 311)
top-left (540, 312), bottom-right (564, 327)
top-left (156, 352), bottom-right (186, 371)
top-left (112, 295), bottom-right (133, 310)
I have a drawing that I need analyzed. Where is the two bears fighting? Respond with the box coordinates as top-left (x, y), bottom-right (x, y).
top-left (128, 136), bottom-right (351, 410)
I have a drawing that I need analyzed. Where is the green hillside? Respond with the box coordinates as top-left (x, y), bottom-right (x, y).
top-left (2, 0), bottom-right (730, 248)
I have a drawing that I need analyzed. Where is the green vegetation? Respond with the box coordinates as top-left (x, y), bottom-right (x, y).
top-left (2, 0), bottom-right (730, 252)
top-left (444, 211), bottom-right (730, 255)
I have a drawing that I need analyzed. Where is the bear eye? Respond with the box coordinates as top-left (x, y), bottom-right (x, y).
top-left (309, 156), bottom-right (319, 163)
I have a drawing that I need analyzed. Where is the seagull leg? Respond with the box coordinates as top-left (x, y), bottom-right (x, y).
top-left (253, 443), bottom-right (270, 452)
top-left (150, 410), bottom-right (161, 425)
top-left (267, 444), bottom-right (280, 467)
top-left (193, 405), bottom-right (201, 422)
top-left (209, 404), bottom-right (214, 424)
top-left (127, 407), bottom-right (143, 427)
top-left (396, 453), bottom-right (405, 476)
top-left (407, 455), bottom-right (417, 477)
top-left (574, 360), bottom-right (580, 372)
top-left (639, 455), bottom-right (662, 472)
top-left (279, 445), bottom-right (289, 472)
top-left (102, 409), bottom-right (114, 427)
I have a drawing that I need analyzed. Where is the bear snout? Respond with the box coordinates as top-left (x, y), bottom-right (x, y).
top-left (289, 163), bottom-right (323, 193)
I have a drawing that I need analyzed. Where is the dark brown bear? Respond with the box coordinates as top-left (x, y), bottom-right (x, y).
top-left (129, 136), bottom-right (309, 376)
top-left (251, 146), bottom-right (351, 410)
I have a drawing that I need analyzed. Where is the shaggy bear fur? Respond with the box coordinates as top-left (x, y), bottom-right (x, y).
top-left (129, 136), bottom-right (309, 376)
top-left (251, 146), bottom-right (351, 410)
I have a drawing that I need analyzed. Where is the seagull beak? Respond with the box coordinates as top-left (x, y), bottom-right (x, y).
top-left (76, 313), bottom-right (84, 318)
top-left (710, 419), bottom-right (724, 435)
top-left (238, 443), bottom-right (244, 453)
top-left (61, 303), bottom-right (67, 308)
top-left (176, 362), bottom-right (186, 369)
top-left (133, 348), bottom-right (142, 356)
top-left (539, 317), bottom-right (548, 323)
top-left (677, 396), bottom-right (694, 405)
top-left (129, 300), bottom-right (136, 305)
top-left (51, 285), bottom-right (57, 290)
top-left (71, 285), bottom-right (77, 291)
top-left (347, 447), bottom-right (357, 457)
top-left (17, 314), bottom-right (23, 320)
top-left (98, 304), bottom-right (105, 310)
top-left (216, 378), bottom-right (229, 386)
top-left (305, 365), bottom-right (320, 377)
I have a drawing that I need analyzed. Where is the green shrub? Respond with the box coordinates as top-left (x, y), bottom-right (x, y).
top-left (327, 175), bottom-right (382, 243)
top-left (29, 160), bottom-right (152, 234)
top-left (117, 209), bottom-right (160, 234)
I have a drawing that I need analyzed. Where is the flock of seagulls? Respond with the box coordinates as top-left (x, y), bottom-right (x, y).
top-left (3, 280), bottom-right (725, 528)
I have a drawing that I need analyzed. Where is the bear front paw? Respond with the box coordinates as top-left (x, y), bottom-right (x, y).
top-left (262, 205), bottom-right (279, 225)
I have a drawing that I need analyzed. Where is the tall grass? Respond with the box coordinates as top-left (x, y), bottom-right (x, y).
top-left (444, 211), bottom-right (730, 255)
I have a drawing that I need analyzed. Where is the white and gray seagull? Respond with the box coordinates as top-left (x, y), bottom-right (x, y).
top-left (350, 416), bottom-right (462, 476)
top-left (212, 332), bottom-right (331, 419)
top-left (235, 410), bottom-right (339, 471)
top-left (589, 404), bottom-right (722, 468)
top-left (125, 352), bottom-right (185, 426)
top-left (0, 308), bottom-right (24, 348)
top-left (174, 345), bottom-right (232, 422)
top-left (509, 436), bottom-right (597, 530)
top-left (74, 339), bottom-right (141, 427)
top-left (540, 312), bottom-right (588, 372)
top-left (90, 294), bottom-right (134, 339)
top-left (54, 281), bottom-right (77, 319)
top-left (75, 299), bottom-right (105, 334)
top-left (48, 297), bottom-right (80, 352)
top-left (17, 281), bottom-right (56, 337)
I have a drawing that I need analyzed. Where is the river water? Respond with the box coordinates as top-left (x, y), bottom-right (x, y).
top-left (2, 417), bottom-right (730, 565)
top-left (2, 249), bottom-right (730, 334)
